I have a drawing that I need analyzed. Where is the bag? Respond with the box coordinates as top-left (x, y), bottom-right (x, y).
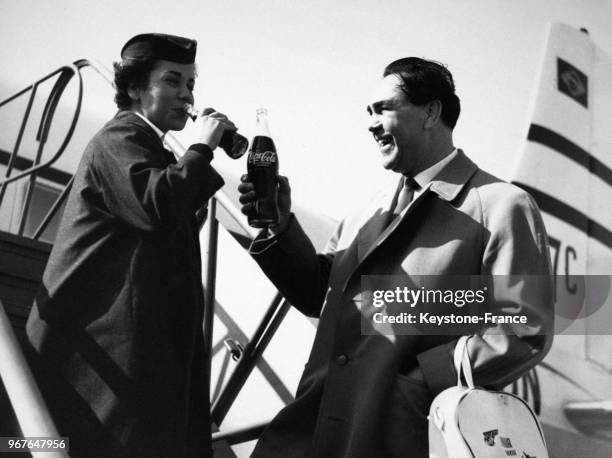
top-left (428, 336), bottom-right (549, 458)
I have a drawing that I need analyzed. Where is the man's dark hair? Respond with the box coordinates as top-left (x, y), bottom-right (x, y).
top-left (112, 58), bottom-right (158, 110)
top-left (383, 57), bottom-right (461, 128)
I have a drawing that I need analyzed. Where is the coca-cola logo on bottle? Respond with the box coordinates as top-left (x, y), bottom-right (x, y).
top-left (249, 151), bottom-right (277, 164)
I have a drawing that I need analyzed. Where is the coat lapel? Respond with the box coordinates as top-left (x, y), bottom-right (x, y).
top-left (354, 150), bottom-right (478, 268)
top-left (428, 150), bottom-right (478, 202)
top-left (356, 178), bottom-right (399, 264)
top-left (116, 111), bottom-right (172, 163)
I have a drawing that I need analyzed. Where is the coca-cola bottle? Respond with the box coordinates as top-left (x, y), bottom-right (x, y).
top-left (247, 108), bottom-right (280, 228)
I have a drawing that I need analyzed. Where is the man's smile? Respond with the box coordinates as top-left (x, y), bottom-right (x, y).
top-left (375, 134), bottom-right (394, 153)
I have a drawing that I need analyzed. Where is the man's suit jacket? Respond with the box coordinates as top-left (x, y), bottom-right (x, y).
top-left (250, 150), bottom-right (554, 458)
top-left (26, 111), bottom-right (223, 457)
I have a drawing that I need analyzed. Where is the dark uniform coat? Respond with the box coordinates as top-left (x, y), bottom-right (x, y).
top-left (26, 111), bottom-right (223, 457)
top-left (249, 151), bottom-right (554, 458)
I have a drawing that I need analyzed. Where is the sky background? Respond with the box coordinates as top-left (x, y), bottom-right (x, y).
top-left (1, 0), bottom-right (611, 221)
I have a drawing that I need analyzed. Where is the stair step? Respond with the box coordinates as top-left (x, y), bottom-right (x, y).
top-left (0, 230), bottom-right (50, 327)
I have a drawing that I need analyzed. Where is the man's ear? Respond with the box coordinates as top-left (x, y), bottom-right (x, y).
top-left (424, 99), bottom-right (442, 129)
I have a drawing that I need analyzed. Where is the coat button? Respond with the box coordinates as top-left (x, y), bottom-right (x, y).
top-left (336, 354), bottom-right (348, 366)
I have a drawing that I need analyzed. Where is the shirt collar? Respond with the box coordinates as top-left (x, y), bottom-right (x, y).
top-left (413, 148), bottom-right (458, 190)
top-left (133, 111), bottom-right (165, 140)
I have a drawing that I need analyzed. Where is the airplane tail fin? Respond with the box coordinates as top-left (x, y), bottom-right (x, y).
top-left (512, 22), bottom-right (612, 276)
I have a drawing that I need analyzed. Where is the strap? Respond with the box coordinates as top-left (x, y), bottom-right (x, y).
top-left (453, 336), bottom-right (466, 384)
top-left (454, 335), bottom-right (475, 389)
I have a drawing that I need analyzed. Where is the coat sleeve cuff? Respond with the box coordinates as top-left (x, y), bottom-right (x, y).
top-left (188, 143), bottom-right (214, 162)
top-left (250, 213), bottom-right (295, 255)
top-left (416, 341), bottom-right (457, 396)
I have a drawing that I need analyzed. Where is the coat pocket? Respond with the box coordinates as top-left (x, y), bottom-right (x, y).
top-left (382, 374), bottom-right (433, 457)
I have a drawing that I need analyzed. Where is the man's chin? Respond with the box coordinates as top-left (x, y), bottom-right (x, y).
top-left (381, 155), bottom-right (400, 172)
top-left (381, 152), bottom-right (410, 174)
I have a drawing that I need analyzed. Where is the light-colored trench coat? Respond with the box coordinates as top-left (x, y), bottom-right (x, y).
top-left (250, 150), bottom-right (554, 458)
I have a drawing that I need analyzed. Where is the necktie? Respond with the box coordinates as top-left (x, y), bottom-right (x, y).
top-left (392, 175), bottom-right (419, 217)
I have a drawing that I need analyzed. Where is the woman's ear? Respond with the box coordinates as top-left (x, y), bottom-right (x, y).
top-left (127, 84), bottom-right (140, 103)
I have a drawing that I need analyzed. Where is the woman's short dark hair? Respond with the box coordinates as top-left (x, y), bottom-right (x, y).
top-left (113, 58), bottom-right (158, 110)
top-left (383, 57), bottom-right (461, 129)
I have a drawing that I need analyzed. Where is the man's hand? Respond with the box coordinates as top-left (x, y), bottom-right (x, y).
top-left (196, 108), bottom-right (237, 151)
top-left (239, 174), bottom-right (292, 233)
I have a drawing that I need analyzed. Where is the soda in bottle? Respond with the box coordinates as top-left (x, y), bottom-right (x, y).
top-left (247, 108), bottom-right (280, 227)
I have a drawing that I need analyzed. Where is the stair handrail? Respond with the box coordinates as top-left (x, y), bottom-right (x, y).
top-left (0, 59), bottom-right (118, 242)
top-left (0, 300), bottom-right (68, 458)
top-left (0, 63), bottom-right (83, 192)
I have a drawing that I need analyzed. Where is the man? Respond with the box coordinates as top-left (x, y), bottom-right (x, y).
top-left (26, 33), bottom-right (234, 457)
top-left (239, 57), bottom-right (554, 457)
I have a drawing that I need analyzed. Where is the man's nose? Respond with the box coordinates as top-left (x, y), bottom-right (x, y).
top-left (368, 116), bottom-right (381, 134)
